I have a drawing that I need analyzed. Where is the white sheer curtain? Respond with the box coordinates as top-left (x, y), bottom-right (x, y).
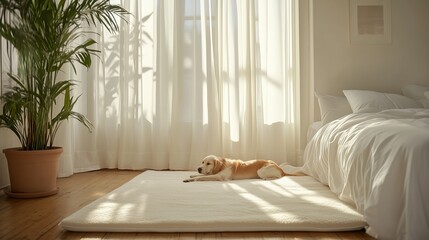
top-left (0, 0), bottom-right (300, 183)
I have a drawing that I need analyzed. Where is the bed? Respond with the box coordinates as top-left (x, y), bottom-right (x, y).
top-left (303, 87), bottom-right (429, 239)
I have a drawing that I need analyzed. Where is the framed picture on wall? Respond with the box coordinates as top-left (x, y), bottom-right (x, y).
top-left (350, 0), bottom-right (391, 44)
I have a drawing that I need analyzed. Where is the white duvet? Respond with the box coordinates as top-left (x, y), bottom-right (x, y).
top-left (302, 109), bottom-right (429, 240)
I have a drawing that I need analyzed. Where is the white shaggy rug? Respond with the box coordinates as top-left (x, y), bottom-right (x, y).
top-left (60, 171), bottom-right (366, 232)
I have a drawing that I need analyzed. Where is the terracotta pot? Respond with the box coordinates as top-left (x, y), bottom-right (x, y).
top-left (3, 147), bottom-right (63, 198)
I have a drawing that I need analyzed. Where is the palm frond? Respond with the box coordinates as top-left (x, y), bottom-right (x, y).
top-left (0, 0), bottom-right (128, 150)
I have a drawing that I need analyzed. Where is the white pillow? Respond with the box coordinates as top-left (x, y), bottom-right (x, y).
top-left (315, 93), bottom-right (352, 125)
top-left (401, 84), bottom-right (429, 100)
top-left (402, 84), bottom-right (429, 108)
top-left (343, 90), bottom-right (423, 113)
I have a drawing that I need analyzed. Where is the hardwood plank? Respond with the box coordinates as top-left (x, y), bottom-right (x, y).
top-left (0, 170), bottom-right (374, 240)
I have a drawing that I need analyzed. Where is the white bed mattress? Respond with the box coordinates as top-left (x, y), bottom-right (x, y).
top-left (60, 170), bottom-right (365, 232)
top-left (307, 121), bottom-right (322, 142)
top-left (302, 109), bottom-right (429, 239)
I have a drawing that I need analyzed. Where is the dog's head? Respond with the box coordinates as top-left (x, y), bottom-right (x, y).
top-left (197, 155), bottom-right (225, 175)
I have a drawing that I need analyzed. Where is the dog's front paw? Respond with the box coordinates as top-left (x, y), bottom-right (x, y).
top-left (183, 178), bottom-right (195, 183)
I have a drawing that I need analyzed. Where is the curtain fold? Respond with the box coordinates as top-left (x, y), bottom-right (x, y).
top-left (0, 0), bottom-right (301, 185)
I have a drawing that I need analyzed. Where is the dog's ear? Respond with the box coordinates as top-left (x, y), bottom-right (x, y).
top-left (212, 158), bottom-right (225, 174)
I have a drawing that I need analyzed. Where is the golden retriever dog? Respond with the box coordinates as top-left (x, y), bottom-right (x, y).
top-left (183, 155), bottom-right (291, 182)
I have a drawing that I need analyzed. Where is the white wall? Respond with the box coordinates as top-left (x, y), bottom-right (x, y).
top-left (310, 0), bottom-right (429, 120)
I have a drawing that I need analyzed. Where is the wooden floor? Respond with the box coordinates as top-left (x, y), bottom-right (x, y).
top-left (0, 170), bottom-right (374, 240)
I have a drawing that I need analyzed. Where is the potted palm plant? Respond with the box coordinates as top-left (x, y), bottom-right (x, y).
top-left (0, 0), bottom-right (127, 198)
